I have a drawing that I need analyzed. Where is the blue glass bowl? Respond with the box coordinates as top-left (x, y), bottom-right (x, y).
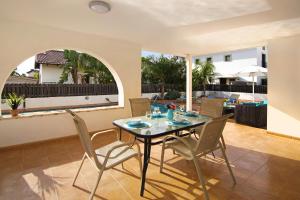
top-left (127, 120), bottom-right (142, 126)
top-left (184, 112), bottom-right (199, 117)
top-left (169, 120), bottom-right (191, 126)
top-left (126, 121), bottom-right (150, 128)
top-left (151, 113), bottom-right (166, 119)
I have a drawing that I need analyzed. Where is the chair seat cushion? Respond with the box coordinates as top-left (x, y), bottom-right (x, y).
top-left (166, 137), bottom-right (198, 159)
top-left (95, 141), bottom-right (138, 169)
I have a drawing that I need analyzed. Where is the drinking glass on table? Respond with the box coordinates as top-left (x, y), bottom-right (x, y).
top-left (173, 111), bottom-right (178, 120)
top-left (153, 107), bottom-right (160, 115)
top-left (145, 111), bottom-right (151, 119)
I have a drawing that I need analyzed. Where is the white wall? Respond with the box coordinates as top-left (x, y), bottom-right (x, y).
top-left (194, 47), bottom-right (263, 83)
top-left (267, 35), bottom-right (300, 138)
top-left (199, 91), bottom-right (267, 101)
top-left (0, 18), bottom-right (141, 147)
top-left (143, 91), bottom-right (267, 101)
top-left (40, 64), bottom-right (73, 84)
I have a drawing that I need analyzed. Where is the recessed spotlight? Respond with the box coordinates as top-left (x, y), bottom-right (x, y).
top-left (89, 0), bottom-right (111, 14)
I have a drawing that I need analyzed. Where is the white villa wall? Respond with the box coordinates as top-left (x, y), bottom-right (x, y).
top-left (199, 91), bottom-right (267, 101)
top-left (0, 19), bottom-right (141, 147)
top-left (40, 64), bottom-right (73, 84)
top-left (267, 35), bottom-right (300, 138)
top-left (194, 48), bottom-right (265, 84)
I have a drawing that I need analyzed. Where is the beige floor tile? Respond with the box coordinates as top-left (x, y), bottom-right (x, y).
top-left (1, 122), bottom-right (300, 200)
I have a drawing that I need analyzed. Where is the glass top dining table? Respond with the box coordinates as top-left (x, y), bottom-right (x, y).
top-left (113, 112), bottom-right (211, 197)
top-left (113, 113), bottom-right (210, 139)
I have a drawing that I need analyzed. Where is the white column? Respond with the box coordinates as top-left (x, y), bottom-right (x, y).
top-left (186, 54), bottom-right (193, 111)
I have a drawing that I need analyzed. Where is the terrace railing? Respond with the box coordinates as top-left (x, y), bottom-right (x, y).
top-left (2, 84), bottom-right (118, 98)
top-left (1, 83), bottom-right (267, 98)
top-left (142, 84), bottom-right (267, 94)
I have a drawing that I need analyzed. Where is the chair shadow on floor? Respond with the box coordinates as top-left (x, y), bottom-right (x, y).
top-left (103, 143), bottom-right (300, 199)
top-left (2, 133), bottom-right (299, 200)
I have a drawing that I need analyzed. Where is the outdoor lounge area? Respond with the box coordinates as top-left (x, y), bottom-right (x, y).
top-left (1, 0), bottom-right (300, 200)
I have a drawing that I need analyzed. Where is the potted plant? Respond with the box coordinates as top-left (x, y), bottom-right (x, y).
top-left (6, 93), bottom-right (24, 117)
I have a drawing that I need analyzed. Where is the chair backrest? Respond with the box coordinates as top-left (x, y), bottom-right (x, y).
top-left (66, 110), bottom-right (95, 158)
top-left (199, 98), bottom-right (224, 118)
top-left (129, 98), bottom-right (151, 117)
top-left (195, 114), bottom-right (230, 153)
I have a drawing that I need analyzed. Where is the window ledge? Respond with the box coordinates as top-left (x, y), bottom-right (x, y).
top-left (0, 105), bottom-right (124, 120)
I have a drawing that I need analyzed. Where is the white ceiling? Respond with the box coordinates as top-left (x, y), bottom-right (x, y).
top-left (1, 0), bottom-right (300, 55)
top-left (119, 0), bottom-right (271, 26)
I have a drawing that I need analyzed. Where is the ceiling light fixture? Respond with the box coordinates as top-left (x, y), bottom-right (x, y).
top-left (89, 0), bottom-right (111, 14)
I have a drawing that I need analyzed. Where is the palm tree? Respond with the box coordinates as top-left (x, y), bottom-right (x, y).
top-left (78, 53), bottom-right (114, 84)
top-left (60, 49), bottom-right (116, 84)
top-left (142, 55), bottom-right (186, 98)
top-left (193, 61), bottom-right (215, 96)
top-left (60, 50), bottom-right (84, 84)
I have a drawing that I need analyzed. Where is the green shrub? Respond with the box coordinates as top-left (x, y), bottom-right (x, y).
top-left (164, 90), bottom-right (181, 100)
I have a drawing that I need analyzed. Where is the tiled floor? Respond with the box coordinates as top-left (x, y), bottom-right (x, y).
top-left (1, 122), bottom-right (300, 200)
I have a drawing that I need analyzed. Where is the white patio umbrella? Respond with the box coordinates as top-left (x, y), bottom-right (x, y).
top-left (237, 66), bottom-right (268, 102)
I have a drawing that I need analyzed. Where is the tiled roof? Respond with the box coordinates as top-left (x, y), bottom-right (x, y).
top-left (6, 76), bottom-right (38, 84)
top-left (35, 50), bottom-right (66, 65)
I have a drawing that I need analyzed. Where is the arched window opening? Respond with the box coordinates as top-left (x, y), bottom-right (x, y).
top-left (1, 49), bottom-right (120, 117)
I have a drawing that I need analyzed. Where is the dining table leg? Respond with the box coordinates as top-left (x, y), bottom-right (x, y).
top-left (140, 138), bottom-right (151, 196)
top-left (118, 127), bottom-right (122, 140)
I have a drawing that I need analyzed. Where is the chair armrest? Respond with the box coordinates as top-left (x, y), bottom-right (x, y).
top-left (102, 141), bottom-right (134, 166)
top-left (106, 142), bottom-right (132, 156)
top-left (162, 135), bottom-right (192, 149)
top-left (91, 129), bottom-right (118, 141)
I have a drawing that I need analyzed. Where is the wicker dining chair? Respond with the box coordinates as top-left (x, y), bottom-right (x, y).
top-left (129, 98), bottom-right (151, 117)
top-left (160, 114), bottom-right (236, 200)
top-left (197, 97), bottom-right (227, 149)
top-left (66, 110), bottom-right (142, 200)
top-left (199, 97), bottom-right (224, 118)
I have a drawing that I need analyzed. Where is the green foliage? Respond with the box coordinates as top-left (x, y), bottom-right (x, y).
top-left (142, 55), bottom-right (186, 84)
top-left (10, 69), bottom-right (20, 76)
top-left (164, 90), bottom-right (181, 100)
top-left (142, 55), bottom-right (186, 97)
top-left (79, 53), bottom-right (114, 84)
top-left (6, 93), bottom-right (24, 110)
top-left (192, 61), bottom-right (215, 95)
top-left (33, 71), bottom-right (39, 80)
top-left (60, 50), bottom-right (81, 84)
top-left (59, 50), bottom-right (114, 84)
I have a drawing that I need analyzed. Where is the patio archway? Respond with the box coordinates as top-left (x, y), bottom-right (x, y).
top-left (0, 48), bottom-right (125, 115)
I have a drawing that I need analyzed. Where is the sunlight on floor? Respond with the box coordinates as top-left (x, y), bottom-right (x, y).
top-left (0, 122), bottom-right (300, 199)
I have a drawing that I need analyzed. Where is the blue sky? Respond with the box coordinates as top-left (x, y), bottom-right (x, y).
top-left (16, 56), bottom-right (35, 74)
top-left (141, 50), bottom-right (172, 57)
top-left (16, 50), bottom-right (172, 74)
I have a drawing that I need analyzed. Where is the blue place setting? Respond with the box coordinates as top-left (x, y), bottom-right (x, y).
top-left (126, 119), bottom-right (151, 128)
top-left (169, 119), bottom-right (191, 126)
top-left (151, 113), bottom-right (166, 119)
top-left (184, 111), bottom-right (199, 117)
